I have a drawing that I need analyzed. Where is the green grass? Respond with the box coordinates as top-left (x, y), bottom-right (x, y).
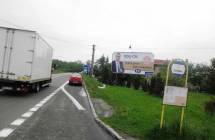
top-left (84, 75), bottom-right (215, 140)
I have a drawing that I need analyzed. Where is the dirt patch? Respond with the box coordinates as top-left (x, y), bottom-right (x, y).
top-left (92, 98), bottom-right (113, 118)
top-left (92, 98), bottom-right (138, 140)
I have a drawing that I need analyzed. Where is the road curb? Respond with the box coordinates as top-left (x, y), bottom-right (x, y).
top-left (83, 81), bottom-right (125, 140)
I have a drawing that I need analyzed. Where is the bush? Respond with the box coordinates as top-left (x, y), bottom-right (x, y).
top-left (149, 73), bottom-right (165, 96)
top-left (146, 121), bottom-right (209, 140)
top-left (205, 100), bottom-right (215, 115)
top-left (141, 78), bottom-right (149, 92)
top-left (132, 75), bottom-right (142, 90)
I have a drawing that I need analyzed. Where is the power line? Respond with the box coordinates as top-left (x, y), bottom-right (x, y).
top-left (0, 18), bottom-right (76, 45)
top-left (0, 18), bottom-right (215, 50)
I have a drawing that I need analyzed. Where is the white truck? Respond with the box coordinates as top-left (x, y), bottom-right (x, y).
top-left (0, 27), bottom-right (53, 92)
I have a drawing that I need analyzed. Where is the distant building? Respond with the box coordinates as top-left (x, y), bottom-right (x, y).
top-left (154, 59), bottom-right (169, 74)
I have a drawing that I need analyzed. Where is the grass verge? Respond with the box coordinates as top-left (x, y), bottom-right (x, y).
top-left (84, 75), bottom-right (215, 140)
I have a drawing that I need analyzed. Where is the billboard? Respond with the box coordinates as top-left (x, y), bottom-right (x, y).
top-left (163, 86), bottom-right (188, 107)
top-left (112, 52), bottom-right (154, 75)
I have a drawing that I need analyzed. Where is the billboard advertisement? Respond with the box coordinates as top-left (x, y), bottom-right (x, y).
top-left (112, 52), bottom-right (154, 75)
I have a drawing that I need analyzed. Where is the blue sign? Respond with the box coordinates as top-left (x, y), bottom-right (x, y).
top-left (83, 64), bottom-right (91, 74)
top-left (145, 72), bottom-right (153, 77)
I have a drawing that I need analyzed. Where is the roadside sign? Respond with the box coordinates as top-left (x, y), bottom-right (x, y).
top-left (163, 86), bottom-right (188, 107)
top-left (160, 59), bottom-right (189, 134)
top-left (171, 63), bottom-right (185, 76)
top-left (111, 52), bottom-right (154, 75)
top-left (83, 64), bottom-right (91, 74)
top-left (145, 72), bottom-right (153, 77)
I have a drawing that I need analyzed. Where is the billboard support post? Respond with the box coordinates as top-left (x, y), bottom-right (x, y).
top-left (160, 59), bottom-right (189, 135)
top-left (179, 59), bottom-right (189, 134)
top-left (160, 60), bottom-right (171, 129)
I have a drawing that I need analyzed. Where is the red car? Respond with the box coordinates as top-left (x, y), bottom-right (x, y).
top-left (69, 73), bottom-right (83, 86)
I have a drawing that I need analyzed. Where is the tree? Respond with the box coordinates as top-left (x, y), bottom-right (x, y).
top-left (149, 73), bottom-right (165, 96)
top-left (94, 55), bottom-right (114, 84)
top-left (189, 63), bottom-right (209, 92)
top-left (208, 58), bottom-right (215, 94)
top-left (52, 59), bottom-right (83, 73)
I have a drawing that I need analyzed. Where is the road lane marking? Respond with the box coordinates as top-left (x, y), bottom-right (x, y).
top-left (61, 87), bottom-right (85, 110)
top-left (40, 100), bottom-right (47, 104)
top-left (11, 119), bottom-right (26, 126)
top-left (0, 128), bottom-right (14, 137)
top-left (29, 106), bottom-right (40, 112)
top-left (35, 103), bottom-right (43, 107)
top-left (80, 89), bottom-right (87, 97)
top-left (22, 112), bottom-right (34, 118)
top-left (0, 80), bottom-right (69, 138)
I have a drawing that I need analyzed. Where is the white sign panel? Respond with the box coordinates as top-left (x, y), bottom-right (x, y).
top-left (171, 63), bottom-right (185, 75)
top-left (112, 52), bottom-right (154, 75)
top-left (163, 86), bottom-right (188, 107)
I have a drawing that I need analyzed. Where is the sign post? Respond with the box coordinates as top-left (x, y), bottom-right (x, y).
top-left (160, 59), bottom-right (189, 134)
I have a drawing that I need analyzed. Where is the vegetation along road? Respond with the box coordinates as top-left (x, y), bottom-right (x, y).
top-left (84, 75), bottom-right (215, 140)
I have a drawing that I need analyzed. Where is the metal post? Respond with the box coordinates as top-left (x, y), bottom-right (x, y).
top-left (179, 59), bottom-right (189, 134)
top-left (91, 44), bottom-right (95, 76)
top-left (179, 107), bottom-right (185, 134)
top-left (160, 104), bottom-right (165, 129)
top-left (160, 60), bottom-right (171, 129)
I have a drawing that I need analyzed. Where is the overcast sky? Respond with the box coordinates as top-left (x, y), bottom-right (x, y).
top-left (0, 0), bottom-right (214, 64)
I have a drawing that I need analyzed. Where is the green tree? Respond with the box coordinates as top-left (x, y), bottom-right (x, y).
top-left (208, 58), bottom-right (215, 94)
top-left (52, 59), bottom-right (83, 73)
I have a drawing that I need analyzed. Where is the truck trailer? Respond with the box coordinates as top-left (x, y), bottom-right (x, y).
top-left (0, 27), bottom-right (53, 92)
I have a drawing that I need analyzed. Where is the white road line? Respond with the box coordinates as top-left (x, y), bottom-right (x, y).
top-left (0, 128), bottom-right (14, 137)
top-left (51, 92), bottom-right (57, 95)
top-left (29, 106), bottom-right (40, 112)
top-left (61, 87), bottom-right (85, 110)
top-left (35, 103), bottom-right (43, 107)
top-left (11, 118), bottom-right (26, 126)
top-left (80, 89), bottom-right (87, 97)
top-left (40, 100), bottom-right (47, 104)
top-left (60, 81), bottom-right (69, 88)
top-left (22, 112), bottom-right (34, 118)
top-left (43, 97), bottom-right (51, 101)
top-left (0, 80), bottom-right (70, 138)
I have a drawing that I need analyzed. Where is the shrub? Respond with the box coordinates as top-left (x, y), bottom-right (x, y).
top-left (132, 75), bottom-right (142, 90)
top-left (205, 100), bottom-right (215, 115)
top-left (146, 121), bottom-right (209, 140)
top-left (141, 78), bottom-right (149, 92)
top-left (149, 73), bottom-right (165, 97)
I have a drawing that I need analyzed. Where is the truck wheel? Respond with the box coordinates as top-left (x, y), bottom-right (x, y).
top-left (35, 84), bottom-right (40, 93)
top-left (32, 84), bottom-right (40, 93)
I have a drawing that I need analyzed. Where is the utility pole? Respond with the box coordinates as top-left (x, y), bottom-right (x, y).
top-left (91, 44), bottom-right (96, 76)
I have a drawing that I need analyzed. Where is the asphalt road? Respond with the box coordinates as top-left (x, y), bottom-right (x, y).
top-left (0, 74), bottom-right (114, 140)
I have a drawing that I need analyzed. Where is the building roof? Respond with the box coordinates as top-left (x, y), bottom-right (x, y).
top-left (154, 59), bottom-right (168, 65)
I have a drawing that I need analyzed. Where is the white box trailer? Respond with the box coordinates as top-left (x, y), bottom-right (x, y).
top-left (0, 27), bottom-right (53, 92)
